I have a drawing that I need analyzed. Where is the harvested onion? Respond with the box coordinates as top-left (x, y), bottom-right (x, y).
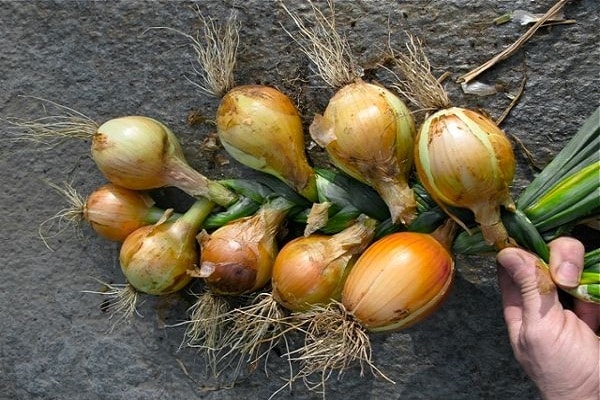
top-left (119, 198), bottom-right (214, 296)
top-left (84, 183), bottom-right (174, 241)
top-left (282, 2), bottom-right (417, 224)
top-left (192, 197), bottom-right (292, 295)
top-left (93, 116), bottom-right (236, 206)
top-left (272, 215), bottom-right (377, 311)
top-left (216, 85), bottom-right (319, 202)
top-left (310, 81), bottom-right (417, 225)
top-left (415, 107), bottom-right (516, 248)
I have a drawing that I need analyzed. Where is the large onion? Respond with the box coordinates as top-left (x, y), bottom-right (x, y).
top-left (216, 85), bottom-right (318, 202)
top-left (415, 107), bottom-right (516, 248)
top-left (310, 80), bottom-right (417, 225)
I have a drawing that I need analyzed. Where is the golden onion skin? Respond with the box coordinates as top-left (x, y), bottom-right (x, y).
top-left (342, 232), bottom-right (454, 332)
top-left (272, 216), bottom-right (376, 312)
top-left (415, 107), bottom-right (516, 246)
top-left (309, 80), bottom-right (417, 225)
top-left (92, 116), bottom-right (184, 190)
top-left (84, 184), bottom-right (156, 241)
top-left (119, 222), bottom-right (196, 296)
top-left (197, 201), bottom-right (288, 296)
top-left (216, 85), bottom-right (318, 202)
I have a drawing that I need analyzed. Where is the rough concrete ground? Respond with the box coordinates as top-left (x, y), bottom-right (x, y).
top-left (0, 1), bottom-right (598, 399)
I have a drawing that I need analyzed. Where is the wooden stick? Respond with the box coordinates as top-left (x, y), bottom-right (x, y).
top-left (457, 0), bottom-right (570, 84)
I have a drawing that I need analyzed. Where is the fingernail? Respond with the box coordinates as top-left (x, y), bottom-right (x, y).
top-left (497, 249), bottom-right (525, 277)
top-left (556, 261), bottom-right (580, 287)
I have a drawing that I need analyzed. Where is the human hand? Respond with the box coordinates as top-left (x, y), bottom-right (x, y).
top-left (496, 237), bottom-right (600, 400)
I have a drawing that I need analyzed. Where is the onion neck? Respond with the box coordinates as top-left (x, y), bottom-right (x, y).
top-left (164, 156), bottom-right (238, 207)
top-left (172, 198), bottom-right (215, 241)
top-left (372, 180), bottom-right (417, 226)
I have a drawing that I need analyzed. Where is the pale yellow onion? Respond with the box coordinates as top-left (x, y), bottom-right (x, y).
top-left (342, 231), bottom-right (454, 332)
top-left (310, 80), bottom-right (417, 225)
top-left (84, 183), bottom-right (168, 241)
top-left (272, 215), bottom-right (377, 312)
top-left (93, 116), bottom-right (236, 206)
top-left (216, 85), bottom-right (318, 202)
top-left (193, 198), bottom-right (291, 295)
top-left (415, 107), bottom-right (516, 248)
top-left (119, 198), bottom-right (214, 295)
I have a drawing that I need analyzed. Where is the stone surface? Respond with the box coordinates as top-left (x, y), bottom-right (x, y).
top-left (0, 1), bottom-right (597, 399)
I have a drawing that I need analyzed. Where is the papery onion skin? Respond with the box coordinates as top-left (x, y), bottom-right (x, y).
top-left (84, 184), bottom-right (162, 241)
top-left (119, 199), bottom-right (214, 296)
top-left (272, 216), bottom-right (377, 312)
top-left (196, 199), bottom-right (290, 296)
top-left (309, 80), bottom-right (417, 225)
top-left (93, 116), bottom-right (236, 206)
top-left (216, 85), bottom-right (318, 202)
top-left (342, 232), bottom-right (454, 332)
top-left (415, 107), bottom-right (516, 247)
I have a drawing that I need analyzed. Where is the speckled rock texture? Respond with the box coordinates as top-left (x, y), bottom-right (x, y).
top-left (1, 1), bottom-right (598, 399)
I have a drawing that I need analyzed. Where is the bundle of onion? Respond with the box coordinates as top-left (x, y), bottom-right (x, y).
top-left (282, 2), bottom-right (418, 225)
top-left (218, 215), bottom-right (377, 374)
top-left (289, 220), bottom-right (456, 391)
top-left (94, 197), bottom-right (215, 324)
top-left (179, 197), bottom-right (293, 372)
top-left (162, 9), bottom-right (318, 202)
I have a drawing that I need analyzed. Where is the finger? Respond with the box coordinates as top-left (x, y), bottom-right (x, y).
top-left (496, 248), bottom-right (561, 324)
top-left (574, 300), bottom-right (600, 333)
top-left (496, 264), bottom-right (523, 344)
top-left (548, 237), bottom-right (585, 289)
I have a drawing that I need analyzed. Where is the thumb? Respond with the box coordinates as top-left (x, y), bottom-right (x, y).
top-left (496, 248), bottom-right (561, 323)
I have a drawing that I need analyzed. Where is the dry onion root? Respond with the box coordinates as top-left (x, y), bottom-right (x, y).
top-left (390, 34), bottom-right (517, 249)
top-left (281, 1), bottom-right (418, 225)
top-left (161, 8), bottom-right (319, 202)
top-left (288, 220), bottom-right (456, 393)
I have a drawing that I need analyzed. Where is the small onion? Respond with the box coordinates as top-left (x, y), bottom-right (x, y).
top-left (272, 215), bottom-right (377, 312)
top-left (84, 183), bottom-right (172, 241)
top-left (193, 197), bottom-right (292, 295)
top-left (93, 116), bottom-right (236, 206)
top-left (310, 80), bottom-right (417, 225)
top-left (119, 198), bottom-right (214, 295)
top-left (216, 85), bottom-right (318, 202)
top-left (415, 107), bottom-right (516, 248)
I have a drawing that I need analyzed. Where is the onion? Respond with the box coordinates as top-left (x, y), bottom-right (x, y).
top-left (216, 85), bottom-right (318, 202)
top-left (310, 80), bottom-right (417, 225)
top-left (93, 116), bottom-right (237, 206)
top-left (83, 183), bottom-right (174, 241)
top-left (415, 107), bottom-right (516, 248)
top-left (193, 197), bottom-right (292, 295)
top-left (272, 215), bottom-right (377, 311)
top-left (119, 198), bottom-right (214, 296)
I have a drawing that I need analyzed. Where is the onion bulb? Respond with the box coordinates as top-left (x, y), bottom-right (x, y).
top-left (310, 80), bottom-right (417, 225)
top-left (415, 107), bottom-right (516, 248)
top-left (272, 215), bottom-right (377, 312)
top-left (192, 197), bottom-right (292, 295)
top-left (84, 183), bottom-right (175, 241)
top-left (119, 198), bottom-right (214, 295)
top-left (93, 116), bottom-right (237, 206)
top-left (216, 85), bottom-right (318, 202)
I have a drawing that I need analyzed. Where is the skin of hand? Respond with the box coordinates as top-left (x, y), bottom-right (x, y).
top-left (496, 237), bottom-right (600, 400)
